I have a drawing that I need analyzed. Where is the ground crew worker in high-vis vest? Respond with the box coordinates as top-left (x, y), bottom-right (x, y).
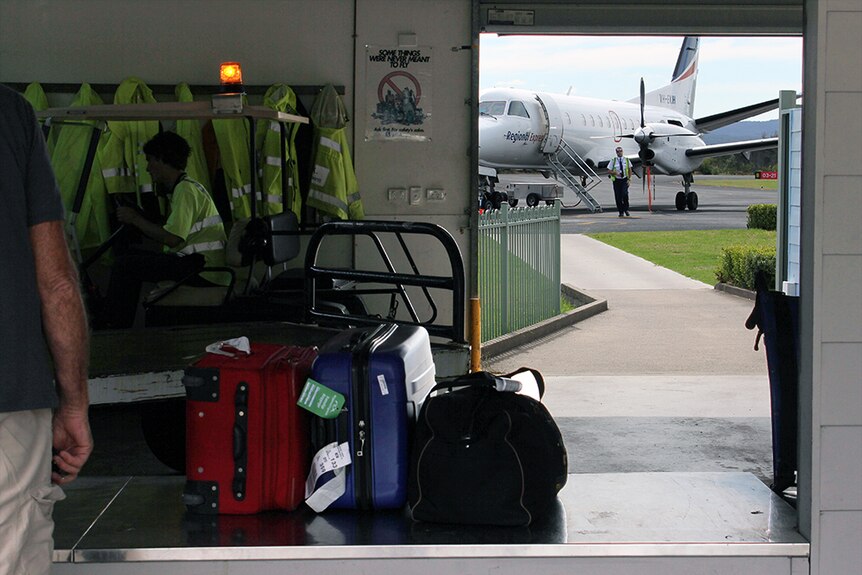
top-left (258, 84), bottom-right (302, 217)
top-left (98, 132), bottom-right (229, 328)
top-left (307, 84), bottom-right (364, 220)
top-left (49, 83), bottom-right (112, 253)
top-left (609, 146), bottom-right (632, 217)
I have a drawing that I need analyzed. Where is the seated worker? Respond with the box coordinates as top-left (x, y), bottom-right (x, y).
top-left (98, 131), bottom-right (229, 328)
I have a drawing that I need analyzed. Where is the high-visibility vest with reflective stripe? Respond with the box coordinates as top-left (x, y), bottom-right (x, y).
top-left (49, 83), bottom-right (112, 252)
top-left (213, 104), bottom-right (254, 220)
top-left (307, 127), bottom-right (364, 220)
top-left (175, 83), bottom-right (212, 192)
top-left (258, 84), bottom-right (302, 217)
top-left (99, 78), bottom-right (159, 202)
top-left (609, 155), bottom-right (632, 181)
top-left (163, 176), bottom-right (230, 286)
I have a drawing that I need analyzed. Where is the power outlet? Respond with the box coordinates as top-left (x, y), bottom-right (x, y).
top-left (388, 188), bottom-right (406, 202)
top-left (426, 188), bottom-right (446, 201)
top-left (409, 186), bottom-right (422, 205)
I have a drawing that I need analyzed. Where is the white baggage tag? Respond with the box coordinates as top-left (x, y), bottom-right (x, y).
top-left (305, 468), bottom-right (347, 513)
top-left (377, 374), bottom-right (389, 396)
top-left (305, 442), bottom-right (351, 512)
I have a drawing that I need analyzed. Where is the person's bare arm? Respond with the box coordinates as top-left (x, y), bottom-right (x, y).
top-left (29, 220), bottom-right (93, 484)
top-left (116, 206), bottom-right (183, 248)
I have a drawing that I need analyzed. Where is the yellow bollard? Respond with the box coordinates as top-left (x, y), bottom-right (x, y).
top-left (470, 297), bottom-right (481, 372)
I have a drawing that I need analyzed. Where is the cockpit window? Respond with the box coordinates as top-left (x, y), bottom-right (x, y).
top-left (479, 101), bottom-right (506, 116)
top-left (507, 101), bottom-right (530, 118)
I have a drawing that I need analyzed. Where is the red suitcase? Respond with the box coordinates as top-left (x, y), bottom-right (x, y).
top-left (182, 343), bottom-right (316, 514)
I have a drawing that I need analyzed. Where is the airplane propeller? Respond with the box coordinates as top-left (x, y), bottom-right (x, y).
top-left (636, 78), bottom-right (655, 208)
top-left (640, 77), bottom-right (645, 129)
top-left (592, 76), bottom-right (699, 189)
top-left (634, 78), bottom-right (656, 164)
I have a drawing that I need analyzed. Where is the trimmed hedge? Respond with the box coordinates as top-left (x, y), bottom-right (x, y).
top-left (747, 204), bottom-right (777, 230)
top-left (715, 245), bottom-right (776, 290)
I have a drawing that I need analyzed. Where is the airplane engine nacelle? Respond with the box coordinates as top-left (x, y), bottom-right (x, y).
top-left (644, 129), bottom-right (704, 175)
top-left (638, 148), bottom-right (655, 163)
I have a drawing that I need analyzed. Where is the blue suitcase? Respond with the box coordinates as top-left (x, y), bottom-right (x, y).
top-left (308, 323), bottom-right (435, 510)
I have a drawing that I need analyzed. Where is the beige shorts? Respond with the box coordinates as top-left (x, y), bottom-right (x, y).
top-left (0, 409), bottom-right (65, 575)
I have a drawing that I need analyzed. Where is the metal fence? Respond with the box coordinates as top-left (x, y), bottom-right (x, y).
top-left (478, 202), bottom-right (561, 342)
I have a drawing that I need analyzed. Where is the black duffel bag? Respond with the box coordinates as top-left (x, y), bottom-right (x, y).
top-left (407, 368), bottom-right (568, 526)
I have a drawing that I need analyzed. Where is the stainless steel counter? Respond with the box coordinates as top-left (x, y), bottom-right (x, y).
top-left (53, 472), bottom-right (807, 564)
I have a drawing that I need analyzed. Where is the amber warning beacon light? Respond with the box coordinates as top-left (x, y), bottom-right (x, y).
top-left (212, 61), bottom-right (245, 113)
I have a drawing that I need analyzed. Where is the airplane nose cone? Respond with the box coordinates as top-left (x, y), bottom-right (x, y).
top-left (479, 116), bottom-right (505, 163)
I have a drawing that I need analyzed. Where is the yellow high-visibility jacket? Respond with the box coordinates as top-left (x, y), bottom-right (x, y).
top-left (306, 84), bottom-right (364, 220)
top-left (258, 84), bottom-right (302, 217)
top-left (99, 77), bottom-right (159, 204)
top-left (213, 96), bottom-right (254, 220)
top-left (22, 82), bottom-right (48, 111)
top-left (175, 83), bottom-right (212, 192)
top-left (50, 83), bottom-right (111, 252)
top-left (23, 82), bottom-right (55, 153)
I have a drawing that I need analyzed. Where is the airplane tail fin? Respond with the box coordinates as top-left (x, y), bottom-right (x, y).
top-left (638, 36), bottom-right (699, 118)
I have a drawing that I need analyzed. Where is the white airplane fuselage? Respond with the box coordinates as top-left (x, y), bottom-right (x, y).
top-left (479, 87), bottom-right (705, 177)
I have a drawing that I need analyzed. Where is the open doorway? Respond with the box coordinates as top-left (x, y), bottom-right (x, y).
top-left (478, 31), bottom-right (802, 485)
top-left (476, 26), bottom-right (805, 547)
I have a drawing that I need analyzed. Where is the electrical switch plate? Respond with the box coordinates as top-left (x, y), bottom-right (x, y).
top-left (409, 186), bottom-right (422, 205)
top-left (388, 188), bottom-right (406, 202)
top-left (426, 188), bottom-right (446, 201)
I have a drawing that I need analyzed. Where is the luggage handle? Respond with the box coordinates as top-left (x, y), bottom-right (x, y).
top-left (432, 367), bottom-right (545, 399)
top-left (232, 382), bottom-right (248, 501)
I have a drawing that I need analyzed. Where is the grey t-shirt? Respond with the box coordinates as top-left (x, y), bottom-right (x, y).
top-left (0, 84), bottom-right (65, 412)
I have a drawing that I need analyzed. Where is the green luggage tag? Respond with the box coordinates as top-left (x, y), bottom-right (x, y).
top-left (298, 378), bottom-right (345, 419)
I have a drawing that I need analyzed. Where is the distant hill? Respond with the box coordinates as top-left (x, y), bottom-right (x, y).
top-left (701, 120), bottom-right (779, 145)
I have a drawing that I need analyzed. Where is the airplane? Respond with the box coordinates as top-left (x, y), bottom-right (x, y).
top-left (478, 36), bottom-right (783, 212)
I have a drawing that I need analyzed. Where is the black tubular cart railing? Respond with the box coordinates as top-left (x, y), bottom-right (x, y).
top-left (304, 220), bottom-right (466, 344)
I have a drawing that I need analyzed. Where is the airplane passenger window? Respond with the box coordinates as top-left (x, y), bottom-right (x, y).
top-left (508, 100), bottom-right (530, 118)
top-left (479, 100), bottom-right (507, 116)
top-left (597, 115), bottom-right (603, 127)
top-left (590, 115), bottom-right (595, 127)
top-left (606, 116), bottom-right (611, 128)
top-left (581, 114), bottom-right (586, 126)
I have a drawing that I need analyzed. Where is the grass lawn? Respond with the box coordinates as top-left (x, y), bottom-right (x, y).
top-left (695, 178), bottom-right (778, 190)
top-left (587, 229), bottom-right (777, 285)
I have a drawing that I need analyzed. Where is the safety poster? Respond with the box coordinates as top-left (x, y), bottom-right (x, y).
top-left (365, 45), bottom-right (432, 141)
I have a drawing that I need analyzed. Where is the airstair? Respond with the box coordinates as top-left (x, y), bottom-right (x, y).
top-left (545, 139), bottom-right (603, 212)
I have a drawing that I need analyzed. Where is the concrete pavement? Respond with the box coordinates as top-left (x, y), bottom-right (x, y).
top-left (484, 234), bottom-right (775, 484)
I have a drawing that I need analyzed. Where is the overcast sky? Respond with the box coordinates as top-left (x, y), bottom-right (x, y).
top-left (479, 35), bottom-right (803, 121)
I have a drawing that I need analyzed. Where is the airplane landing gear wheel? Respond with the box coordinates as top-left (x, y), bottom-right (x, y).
top-left (686, 191), bottom-right (699, 211)
top-left (675, 191), bottom-right (686, 211)
top-left (508, 198), bottom-right (519, 208)
top-left (526, 193), bottom-right (540, 207)
top-left (490, 191), bottom-right (504, 210)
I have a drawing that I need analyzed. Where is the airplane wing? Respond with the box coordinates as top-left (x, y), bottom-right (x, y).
top-left (694, 98), bottom-right (785, 132)
top-left (685, 137), bottom-right (778, 159)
